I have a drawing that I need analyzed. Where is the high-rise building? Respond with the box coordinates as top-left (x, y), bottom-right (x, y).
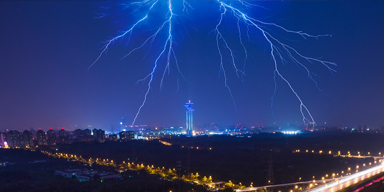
top-left (93, 128), bottom-right (105, 143)
top-left (84, 129), bottom-right (91, 136)
top-left (109, 134), bottom-right (117, 141)
top-left (5, 131), bottom-right (15, 148)
top-left (84, 129), bottom-right (92, 137)
top-left (83, 128), bottom-right (93, 142)
top-left (36, 128), bottom-right (47, 146)
top-left (74, 129), bottom-right (84, 140)
top-left (47, 128), bottom-right (56, 145)
top-left (74, 129), bottom-right (93, 142)
top-left (0, 132), bottom-right (5, 146)
top-left (92, 128), bottom-right (98, 140)
top-left (57, 128), bottom-right (71, 144)
top-left (185, 100), bottom-right (194, 137)
top-left (22, 130), bottom-right (34, 148)
top-left (30, 128), bottom-right (37, 140)
top-left (119, 131), bottom-right (134, 141)
top-left (5, 130), bottom-right (22, 148)
top-left (58, 128), bottom-right (67, 137)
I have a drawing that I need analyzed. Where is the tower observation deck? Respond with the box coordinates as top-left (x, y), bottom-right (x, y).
top-left (185, 100), bottom-right (194, 137)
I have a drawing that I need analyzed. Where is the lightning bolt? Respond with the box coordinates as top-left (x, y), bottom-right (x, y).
top-left (90, 0), bottom-right (335, 126)
top-left (132, 0), bottom-right (176, 126)
top-left (215, 0), bottom-right (336, 124)
top-left (88, 0), bottom-right (158, 71)
top-left (89, 0), bottom-right (185, 125)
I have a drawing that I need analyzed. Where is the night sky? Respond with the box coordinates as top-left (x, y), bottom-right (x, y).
top-left (1, 1), bottom-right (383, 131)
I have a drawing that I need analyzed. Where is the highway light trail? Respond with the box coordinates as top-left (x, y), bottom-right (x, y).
top-left (235, 179), bottom-right (336, 192)
top-left (309, 163), bottom-right (384, 192)
top-left (89, 0), bottom-right (335, 125)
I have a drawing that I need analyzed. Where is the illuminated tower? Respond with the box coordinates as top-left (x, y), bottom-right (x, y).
top-left (185, 100), bottom-right (194, 137)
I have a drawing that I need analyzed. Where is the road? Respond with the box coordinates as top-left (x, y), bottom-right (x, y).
top-left (337, 155), bottom-right (383, 160)
top-left (234, 179), bottom-right (336, 192)
top-left (307, 163), bottom-right (384, 192)
top-left (235, 163), bottom-right (384, 192)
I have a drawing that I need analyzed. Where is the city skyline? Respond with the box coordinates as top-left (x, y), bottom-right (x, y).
top-left (1, 1), bottom-right (384, 131)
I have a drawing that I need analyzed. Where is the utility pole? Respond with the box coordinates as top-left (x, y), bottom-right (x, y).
top-left (266, 158), bottom-right (274, 192)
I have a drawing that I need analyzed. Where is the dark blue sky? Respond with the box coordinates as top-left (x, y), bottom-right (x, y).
top-left (0, 1), bottom-right (383, 131)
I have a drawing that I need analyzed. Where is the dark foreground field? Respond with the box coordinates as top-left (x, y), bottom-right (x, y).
top-left (0, 149), bottom-right (206, 192)
top-left (40, 132), bottom-right (381, 187)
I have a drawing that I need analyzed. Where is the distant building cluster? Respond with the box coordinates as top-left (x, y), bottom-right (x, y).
top-left (0, 129), bottom-right (36, 148)
top-left (2, 100), bottom-right (380, 149)
top-left (0, 102), bottom-right (198, 148)
top-left (0, 128), bottom-right (106, 148)
top-left (73, 128), bottom-right (93, 142)
top-left (0, 127), bottom-right (140, 149)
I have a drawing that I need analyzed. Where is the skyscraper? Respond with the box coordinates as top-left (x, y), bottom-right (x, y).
top-left (57, 128), bottom-right (71, 144)
top-left (22, 130), bottom-right (34, 148)
top-left (185, 100), bottom-right (194, 137)
top-left (0, 132), bottom-right (4, 147)
top-left (5, 130), bottom-right (22, 148)
top-left (47, 128), bottom-right (56, 145)
top-left (119, 131), bottom-right (134, 141)
top-left (36, 128), bottom-right (47, 146)
top-left (93, 128), bottom-right (105, 143)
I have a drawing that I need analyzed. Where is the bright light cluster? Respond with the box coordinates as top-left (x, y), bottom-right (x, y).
top-left (282, 131), bottom-right (300, 135)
